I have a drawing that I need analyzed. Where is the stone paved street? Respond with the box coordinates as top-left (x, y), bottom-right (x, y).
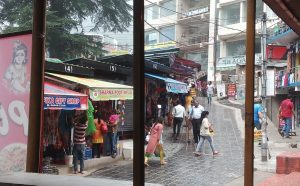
top-left (88, 98), bottom-right (245, 186)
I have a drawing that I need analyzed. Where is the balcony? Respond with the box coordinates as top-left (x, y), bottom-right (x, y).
top-left (179, 35), bottom-right (209, 51)
top-left (268, 21), bottom-right (299, 45)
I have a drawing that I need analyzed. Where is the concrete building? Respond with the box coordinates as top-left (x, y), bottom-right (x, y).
top-left (144, 0), bottom-right (210, 74)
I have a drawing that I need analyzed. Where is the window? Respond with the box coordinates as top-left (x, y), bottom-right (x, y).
top-left (222, 3), bottom-right (240, 25)
top-left (227, 40), bottom-right (246, 56)
top-left (160, 0), bottom-right (176, 17)
top-left (145, 30), bottom-right (158, 45)
top-left (159, 25), bottom-right (175, 43)
top-left (145, 5), bottom-right (159, 21)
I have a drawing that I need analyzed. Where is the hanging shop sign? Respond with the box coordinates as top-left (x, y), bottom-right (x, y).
top-left (183, 7), bottom-right (209, 17)
top-left (0, 32), bottom-right (32, 173)
top-left (44, 96), bottom-right (81, 109)
top-left (90, 88), bottom-right (133, 101)
top-left (166, 82), bottom-right (188, 94)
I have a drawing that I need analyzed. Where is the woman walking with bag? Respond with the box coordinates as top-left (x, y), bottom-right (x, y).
top-left (145, 117), bottom-right (167, 166)
top-left (193, 111), bottom-right (219, 156)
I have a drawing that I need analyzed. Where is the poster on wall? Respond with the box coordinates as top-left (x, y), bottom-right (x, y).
top-left (266, 69), bottom-right (275, 96)
top-left (216, 84), bottom-right (226, 98)
top-left (227, 83), bottom-right (236, 97)
top-left (0, 32), bottom-right (32, 173)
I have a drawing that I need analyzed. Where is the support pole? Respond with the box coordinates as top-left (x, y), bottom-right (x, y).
top-left (26, 0), bottom-right (46, 172)
top-left (261, 12), bottom-right (268, 162)
top-left (245, 0), bottom-right (256, 185)
top-left (133, 0), bottom-right (145, 185)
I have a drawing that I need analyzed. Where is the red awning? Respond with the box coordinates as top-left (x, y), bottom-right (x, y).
top-left (175, 57), bottom-right (201, 68)
top-left (44, 82), bottom-right (88, 110)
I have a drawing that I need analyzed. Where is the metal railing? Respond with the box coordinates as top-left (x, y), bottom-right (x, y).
top-left (268, 21), bottom-right (291, 38)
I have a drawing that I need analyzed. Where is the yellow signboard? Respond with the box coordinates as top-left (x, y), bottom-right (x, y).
top-left (145, 41), bottom-right (176, 51)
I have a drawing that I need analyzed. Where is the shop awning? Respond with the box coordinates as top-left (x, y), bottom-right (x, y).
top-left (145, 73), bottom-right (188, 94)
top-left (46, 73), bottom-right (133, 101)
top-left (44, 82), bottom-right (88, 110)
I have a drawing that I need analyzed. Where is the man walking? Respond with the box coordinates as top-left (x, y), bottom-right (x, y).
top-left (207, 81), bottom-right (214, 104)
top-left (279, 94), bottom-right (294, 138)
top-left (189, 100), bottom-right (204, 146)
top-left (73, 112), bottom-right (88, 174)
top-left (172, 100), bottom-right (186, 140)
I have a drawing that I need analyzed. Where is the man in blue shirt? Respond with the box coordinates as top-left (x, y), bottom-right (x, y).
top-left (254, 97), bottom-right (264, 130)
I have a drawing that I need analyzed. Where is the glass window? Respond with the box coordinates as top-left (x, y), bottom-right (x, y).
top-left (222, 3), bottom-right (240, 25)
top-left (145, 5), bottom-right (159, 21)
top-left (145, 30), bottom-right (158, 45)
top-left (227, 40), bottom-right (246, 56)
top-left (159, 25), bottom-right (175, 43)
top-left (160, 0), bottom-right (176, 17)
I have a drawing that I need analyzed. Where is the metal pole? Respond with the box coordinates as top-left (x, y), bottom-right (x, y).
top-left (245, 0), bottom-right (256, 185)
top-left (261, 12), bottom-right (268, 162)
top-left (26, 0), bottom-right (46, 172)
top-left (133, 0), bottom-right (145, 185)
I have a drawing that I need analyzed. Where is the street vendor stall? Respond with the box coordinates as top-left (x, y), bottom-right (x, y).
top-left (45, 73), bottom-right (134, 156)
top-left (42, 82), bottom-right (89, 173)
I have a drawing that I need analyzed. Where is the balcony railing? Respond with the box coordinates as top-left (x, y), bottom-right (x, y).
top-left (268, 21), bottom-right (292, 38)
top-left (180, 35), bottom-right (209, 46)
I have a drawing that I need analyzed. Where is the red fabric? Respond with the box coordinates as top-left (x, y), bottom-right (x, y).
top-left (280, 99), bottom-right (294, 118)
top-left (145, 123), bottom-right (163, 154)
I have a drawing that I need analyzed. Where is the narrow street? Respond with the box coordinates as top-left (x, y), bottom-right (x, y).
top-left (88, 98), bottom-right (245, 186)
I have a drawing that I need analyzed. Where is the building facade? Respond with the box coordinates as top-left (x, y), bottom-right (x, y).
top-left (144, 0), bottom-right (210, 76)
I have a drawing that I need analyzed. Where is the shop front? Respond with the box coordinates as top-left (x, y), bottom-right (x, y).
top-left (42, 82), bottom-right (88, 174)
top-left (144, 73), bottom-right (188, 126)
top-left (45, 73), bottom-right (133, 158)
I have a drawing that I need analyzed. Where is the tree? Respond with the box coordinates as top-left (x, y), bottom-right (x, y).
top-left (0, 0), bottom-right (132, 60)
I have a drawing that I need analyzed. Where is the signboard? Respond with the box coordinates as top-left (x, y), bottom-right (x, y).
top-left (145, 41), bottom-right (176, 51)
top-left (44, 96), bottom-right (81, 109)
top-left (216, 84), bottom-right (226, 98)
top-left (217, 54), bottom-right (262, 69)
top-left (266, 69), bottom-right (275, 96)
top-left (183, 7), bottom-right (209, 17)
top-left (90, 88), bottom-right (133, 101)
top-left (0, 32), bottom-right (32, 173)
top-left (166, 82), bottom-right (188, 94)
top-left (227, 83), bottom-right (236, 97)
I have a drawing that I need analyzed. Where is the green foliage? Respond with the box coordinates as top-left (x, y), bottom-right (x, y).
top-left (0, 0), bottom-right (132, 60)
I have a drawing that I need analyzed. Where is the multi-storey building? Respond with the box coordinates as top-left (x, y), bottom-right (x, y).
top-left (144, 0), bottom-right (210, 75)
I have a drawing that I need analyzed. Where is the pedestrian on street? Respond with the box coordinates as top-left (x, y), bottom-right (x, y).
top-left (73, 112), bottom-right (88, 174)
top-left (207, 81), bottom-right (214, 105)
top-left (279, 94), bottom-right (294, 138)
top-left (145, 117), bottom-right (167, 166)
top-left (189, 100), bottom-right (204, 146)
top-left (194, 111), bottom-right (219, 156)
top-left (172, 100), bottom-right (186, 140)
top-left (254, 97), bottom-right (265, 130)
top-left (92, 112), bottom-right (106, 158)
top-left (107, 114), bottom-right (120, 158)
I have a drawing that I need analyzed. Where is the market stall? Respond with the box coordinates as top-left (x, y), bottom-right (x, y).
top-left (42, 82), bottom-right (88, 173)
top-left (45, 73), bottom-right (134, 156)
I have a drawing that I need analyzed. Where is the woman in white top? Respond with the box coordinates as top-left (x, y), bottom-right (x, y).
top-left (193, 111), bottom-right (219, 156)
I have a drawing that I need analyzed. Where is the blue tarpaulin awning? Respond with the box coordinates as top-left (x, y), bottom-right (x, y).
top-left (145, 73), bottom-right (188, 94)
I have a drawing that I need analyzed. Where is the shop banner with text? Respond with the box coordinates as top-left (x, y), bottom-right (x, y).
top-left (44, 95), bottom-right (82, 109)
top-left (90, 88), bottom-right (133, 101)
top-left (0, 33), bottom-right (32, 173)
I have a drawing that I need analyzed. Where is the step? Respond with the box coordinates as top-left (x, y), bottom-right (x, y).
top-left (258, 172), bottom-right (300, 186)
top-left (276, 152), bottom-right (300, 174)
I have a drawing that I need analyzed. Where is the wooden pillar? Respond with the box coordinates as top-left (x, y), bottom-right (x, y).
top-left (245, 0), bottom-right (256, 185)
top-left (26, 0), bottom-right (46, 172)
top-left (133, 0), bottom-right (145, 185)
